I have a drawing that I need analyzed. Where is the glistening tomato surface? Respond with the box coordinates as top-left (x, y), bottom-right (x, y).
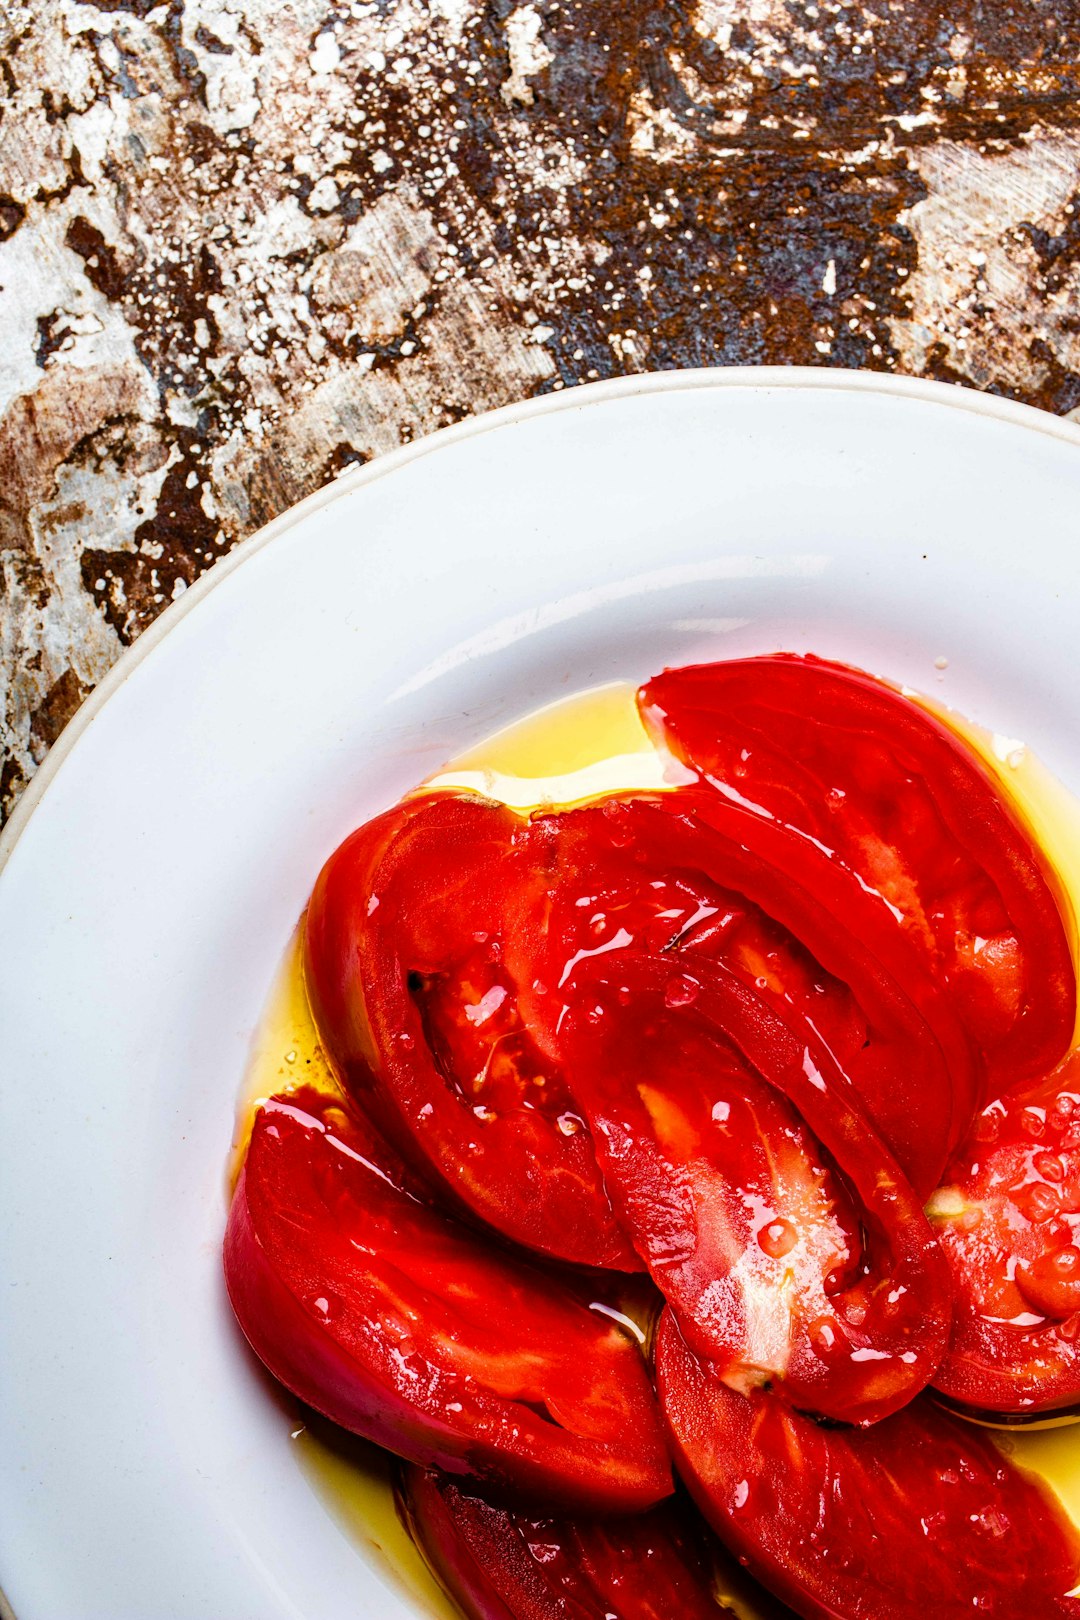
top-left (931, 1049), bottom-right (1080, 1417)
top-left (563, 954), bottom-right (951, 1426)
top-left (656, 1310), bottom-right (1080, 1620)
top-left (534, 793), bottom-right (975, 1195)
top-left (224, 1089), bottom-right (671, 1512)
top-left (304, 793), bottom-right (637, 1269)
top-left (402, 1467), bottom-right (723, 1620)
top-left (642, 655), bottom-right (1075, 1089)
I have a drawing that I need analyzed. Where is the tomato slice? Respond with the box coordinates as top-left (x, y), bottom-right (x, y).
top-left (657, 1309), bottom-right (1080, 1620)
top-left (563, 953), bottom-right (951, 1425)
top-left (304, 793), bottom-right (638, 1269)
top-left (224, 1089), bottom-right (671, 1511)
top-left (533, 793), bottom-right (976, 1196)
top-left (401, 1465), bottom-right (723, 1620)
top-left (642, 655), bottom-right (1075, 1088)
top-left (930, 1049), bottom-right (1080, 1417)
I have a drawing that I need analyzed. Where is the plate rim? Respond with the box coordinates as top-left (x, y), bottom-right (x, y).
top-left (5, 364), bottom-right (1080, 877)
top-left (4, 363), bottom-right (1080, 1620)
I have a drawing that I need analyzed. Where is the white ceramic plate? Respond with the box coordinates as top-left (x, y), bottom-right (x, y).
top-left (5, 368), bottom-right (1080, 1620)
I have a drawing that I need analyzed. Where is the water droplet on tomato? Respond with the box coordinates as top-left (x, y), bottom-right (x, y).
top-left (1017, 1182), bottom-right (1060, 1223)
top-left (1017, 1244), bottom-right (1080, 1318)
top-left (758, 1217), bottom-right (798, 1259)
top-left (809, 1315), bottom-right (849, 1365)
top-left (1021, 1107), bottom-right (1047, 1140)
top-left (973, 1109), bottom-right (1002, 1144)
top-left (664, 973), bottom-right (699, 1009)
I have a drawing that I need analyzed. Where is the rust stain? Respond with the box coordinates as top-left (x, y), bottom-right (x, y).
top-left (3, 0), bottom-right (1080, 822)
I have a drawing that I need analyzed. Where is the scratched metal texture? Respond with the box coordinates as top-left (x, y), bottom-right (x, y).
top-left (3, 0), bottom-right (1080, 822)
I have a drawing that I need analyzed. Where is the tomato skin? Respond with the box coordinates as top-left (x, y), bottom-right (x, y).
top-left (656, 1310), bottom-right (1080, 1620)
top-left (224, 1090), bottom-right (671, 1512)
top-left (401, 1465), bottom-right (722, 1620)
top-left (304, 793), bottom-right (639, 1270)
top-left (642, 655), bottom-right (1075, 1090)
top-left (563, 954), bottom-right (952, 1426)
top-left (931, 1051), bottom-right (1080, 1417)
top-left (539, 792), bottom-right (976, 1197)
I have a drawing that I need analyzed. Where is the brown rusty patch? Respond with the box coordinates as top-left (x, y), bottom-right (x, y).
top-left (30, 668), bottom-right (93, 755)
top-left (82, 426), bottom-right (217, 642)
top-left (0, 196), bottom-right (25, 241)
top-left (5, 0), bottom-right (1080, 824)
top-left (0, 365), bottom-right (150, 551)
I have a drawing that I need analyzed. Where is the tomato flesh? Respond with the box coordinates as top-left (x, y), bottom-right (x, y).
top-left (304, 793), bottom-right (638, 1269)
top-left (536, 793), bottom-right (975, 1196)
top-left (657, 1309), bottom-right (1080, 1620)
top-left (642, 654), bottom-right (1075, 1088)
top-left (563, 954), bottom-right (952, 1425)
top-left (224, 1089), bottom-right (672, 1511)
top-left (241, 652), bottom-right (1080, 1612)
top-left (931, 1049), bottom-right (1080, 1417)
top-left (402, 1465), bottom-right (722, 1620)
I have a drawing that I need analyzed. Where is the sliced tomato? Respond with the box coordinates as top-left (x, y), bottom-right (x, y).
top-left (533, 793), bottom-right (976, 1195)
top-left (930, 1049), bottom-right (1080, 1417)
top-left (642, 655), bottom-right (1075, 1088)
top-left (224, 1089), bottom-right (671, 1512)
top-left (304, 793), bottom-right (638, 1269)
top-left (657, 1310), bottom-right (1080, 1620)
top-left (401, 1465), bottom-right (723, 1620)
top-left (562, 953), bottom-right (951, 1425)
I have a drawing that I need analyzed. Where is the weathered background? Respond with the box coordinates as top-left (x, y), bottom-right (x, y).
top-left (3, 0), bottom-right (1080, 823)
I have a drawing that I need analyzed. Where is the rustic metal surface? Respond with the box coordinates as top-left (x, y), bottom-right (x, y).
top-left (3, 0), bottom-right (1080, 823)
